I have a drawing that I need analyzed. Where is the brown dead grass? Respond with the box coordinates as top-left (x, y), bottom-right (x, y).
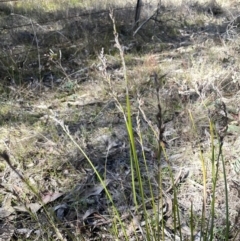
top-left (0, 0), bottom-right (240, 240)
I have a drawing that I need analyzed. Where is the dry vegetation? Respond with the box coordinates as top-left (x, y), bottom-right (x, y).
top-left (0, 0), bottom-right (240, 240)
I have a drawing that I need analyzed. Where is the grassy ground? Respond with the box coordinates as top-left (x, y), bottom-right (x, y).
top-left (0, 0), bottom-right (240, 240)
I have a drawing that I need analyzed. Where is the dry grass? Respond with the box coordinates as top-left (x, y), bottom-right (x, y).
top-left (0, 0), bottom-right (240, 240)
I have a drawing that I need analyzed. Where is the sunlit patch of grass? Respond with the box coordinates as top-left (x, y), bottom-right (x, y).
top-left (6, 0), bottom-right (135, 13)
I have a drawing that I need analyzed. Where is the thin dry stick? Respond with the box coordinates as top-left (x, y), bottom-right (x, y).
top-left (133, 9), bottom-right (158, 37)
top-left (153, 71), bottom-right (166, 241)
